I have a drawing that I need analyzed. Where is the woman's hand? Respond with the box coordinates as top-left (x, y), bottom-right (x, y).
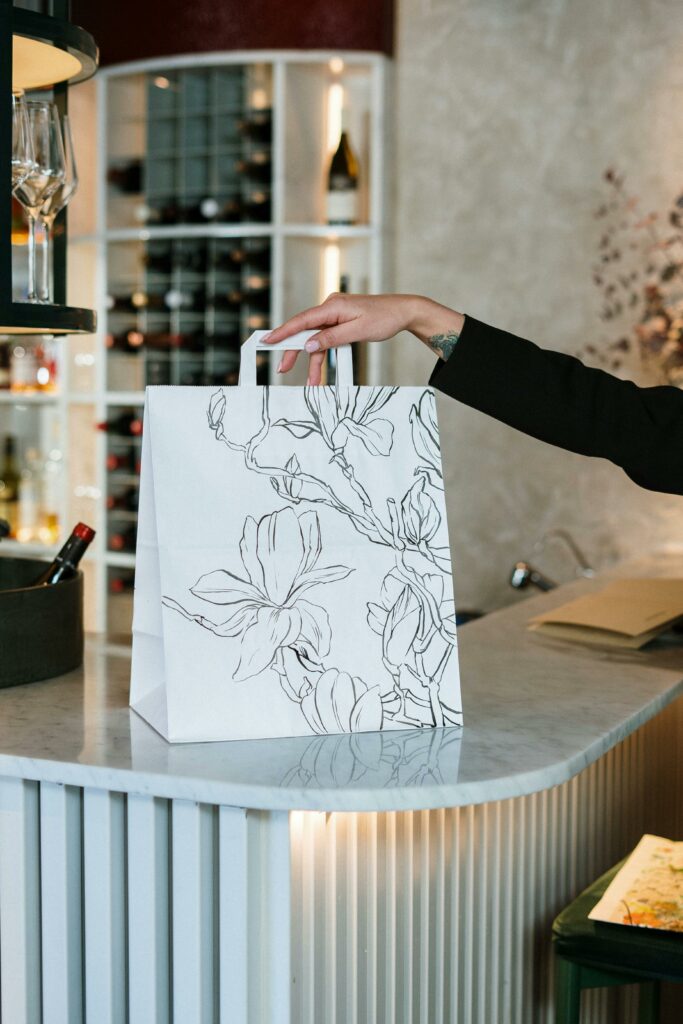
top-left (264, 293), bottom-right (465, 384)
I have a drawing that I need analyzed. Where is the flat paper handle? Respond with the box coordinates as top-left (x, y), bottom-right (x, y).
top-left (238, 330), bottom-right (354, 387)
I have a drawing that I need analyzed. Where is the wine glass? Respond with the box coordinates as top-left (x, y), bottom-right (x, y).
top-left (13, 102), bottom-right (65, 303)
top-left (38, 114), bottom-right (78, 302)
top-left (11, 92), bottom-right (35, 190)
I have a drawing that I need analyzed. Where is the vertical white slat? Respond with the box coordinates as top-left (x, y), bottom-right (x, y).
top-left (264, 810), bottom-right (291, 1024)
top-left (127, 793), bottom-right (170, 1024)
top-left (83, 786), bottom-right (126, 1024)
top-left (344, 813), bottom-right (359, 1024)
top-left (218, 805), bottom-right (248, 1024)
top-left (299, 811), bottom-right (316, 1022)
top-left (0, 776), bottom-right (41, 1024)
top-left (397, 811), bottom-right (414, 1024)
top-left (363, 813), bottom-right (378, 1024)
top-left (447, 806), bottom-right (461, 1024)
top-left (381, 811), bottom-right (397, 1024)
top-left (431, 807), bottom-right (446, 1024)
top-left (324, 812), bottom-right (338, 1024)
top-left (418, 809), bottom-right (430, 1024)
top-left (40, 782), bottom-right (82, 1024)
top-left (171, 799), bottom-right (215, 1024)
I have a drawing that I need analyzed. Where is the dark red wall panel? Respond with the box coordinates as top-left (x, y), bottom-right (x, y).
top-left (71, 0), bottom-right (394, 65)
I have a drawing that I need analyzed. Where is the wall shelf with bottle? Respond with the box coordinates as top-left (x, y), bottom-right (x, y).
top-left (63, 49), bottom-right (389, 636)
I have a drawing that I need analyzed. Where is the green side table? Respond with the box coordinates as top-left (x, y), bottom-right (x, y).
top-left (552, 858), bottom-right (683, 1023)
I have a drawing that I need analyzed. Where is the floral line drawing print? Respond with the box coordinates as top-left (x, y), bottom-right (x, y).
top-left (164, 385), bottom-right (462, 734)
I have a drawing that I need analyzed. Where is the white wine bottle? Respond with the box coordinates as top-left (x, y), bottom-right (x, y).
top-left (326, 117), bottom-right (359, 226)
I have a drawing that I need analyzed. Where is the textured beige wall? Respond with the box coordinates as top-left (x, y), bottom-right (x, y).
top-left (392, 0), bottom-right (683, 610)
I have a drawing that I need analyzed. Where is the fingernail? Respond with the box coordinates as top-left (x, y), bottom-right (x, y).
top-left (306, 376), bottom-right (313, 386)
top-left (277, 359), bottom-right (284, 373)
top-left (305, 339), bottom-right (321, 353)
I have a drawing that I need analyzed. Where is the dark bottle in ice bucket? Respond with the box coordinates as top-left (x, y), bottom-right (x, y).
top-left (31, 522), bottom-right (96, 586)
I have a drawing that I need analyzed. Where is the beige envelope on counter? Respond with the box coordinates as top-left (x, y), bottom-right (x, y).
top-left (528, 578), bottom-right (683, 648)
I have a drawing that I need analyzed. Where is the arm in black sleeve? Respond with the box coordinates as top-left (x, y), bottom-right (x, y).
top-left (429, 315), bottom-right (683, 495)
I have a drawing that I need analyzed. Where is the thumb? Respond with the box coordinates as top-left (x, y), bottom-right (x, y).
top-left (304, 319), bottom-right (363, 353)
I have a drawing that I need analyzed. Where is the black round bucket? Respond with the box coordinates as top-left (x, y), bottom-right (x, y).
top-left (0, 557), bottom-right (83, 688)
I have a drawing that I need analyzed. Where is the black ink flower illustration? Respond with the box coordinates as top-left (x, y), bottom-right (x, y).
top-left (399, 477), bottom-right (440, 545)
top-left (165, 382), bottom-right (462, 735)
top-left (300, 668), bottom-right (383, 734)
top-left (274, 385), bottom-right (398, 456)
top-left (410, 391), bottom-right (442, 487)
top-left (163, 507), bottom-right (353, 681)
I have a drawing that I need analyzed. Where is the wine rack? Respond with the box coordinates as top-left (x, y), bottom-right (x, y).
top-left (66, 51), bottom-right (389, 636)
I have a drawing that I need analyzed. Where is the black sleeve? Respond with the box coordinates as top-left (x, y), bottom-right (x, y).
top-left (429, 314), bottom-right (683, 495)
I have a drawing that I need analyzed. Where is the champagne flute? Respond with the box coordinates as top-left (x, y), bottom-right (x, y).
top-left (11, 92), bottom-right (36, 190)
top-left (13, 102), bottom-right (65, 303)
top-left (38, 114), bottom-right (78, 302)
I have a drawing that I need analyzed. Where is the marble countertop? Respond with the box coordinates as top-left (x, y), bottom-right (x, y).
top-left (1, 554), bottom-right (682, 812)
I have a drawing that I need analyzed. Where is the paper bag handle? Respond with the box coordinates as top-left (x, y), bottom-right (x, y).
top-left (238, 330), bottom-right (354, 387)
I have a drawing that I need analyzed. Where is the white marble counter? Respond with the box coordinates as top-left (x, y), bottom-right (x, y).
top-left (1, 554), bottom-right (682, 812)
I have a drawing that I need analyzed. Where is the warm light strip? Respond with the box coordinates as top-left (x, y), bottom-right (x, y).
top-left (322, 243), bottom-right (341, 303)
top-left (326, 82), bottom-right (344, 154)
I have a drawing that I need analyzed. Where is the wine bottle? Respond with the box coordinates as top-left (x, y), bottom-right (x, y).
top-left (109, 526), bottom-right (137, 553)
top-left (97, 412), bottom-right (143, 437)
top-left (235, 152), bottom-right (272, 184)
top-left (31, 522), bottom-right (96, 586)
top-left (164, 288), bottom-right (206, 313)
top-left (106, 451), bottom-right (140, 473)
top-left (243, 190), bottom-right (271, 222)
top-left (326, 120), bottom-right (359, 225)
top-left (237, 109), bottom-right (272, 142)
top-left (107, 486), bottom-right (139, 512)
top-left (177, 246), bottom-right (208, 273)
top-left (107, 159), bottom-right (143, 194)
top-left (109, 572), bottom-right (135, 595)
top-left (0, 436), bottom-right (20, 537)
top-left (144, 248), bottom-right (174, 274)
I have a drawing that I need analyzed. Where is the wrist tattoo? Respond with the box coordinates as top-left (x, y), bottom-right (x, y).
top-left (428, 331), bottom-right (460, 361)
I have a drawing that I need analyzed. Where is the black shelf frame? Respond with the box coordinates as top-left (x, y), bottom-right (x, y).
top-left (0, 0), bottom-right (98, 334)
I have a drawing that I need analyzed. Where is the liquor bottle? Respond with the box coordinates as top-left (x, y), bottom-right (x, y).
top-left (326, 120), bottom-right (359, 225)
top-left (236, 109), bottom-right (272, 142)
top-left (106, 330), bottom-right (145, 353)
top-left (16, 448), bottom-right (41, 544)
top-left (107, 159), bottom-right (143, 194)
top-left (109, 526), bottom-right (137, 553)
top-left (107, 486), bottom-right (139, 512)
top-left (9, 343), bottom-right (38, 392)
top-left (35, 339), bottom-right (57, 391)
top-left (106, 451), bottom-right (141, 474)
top-left (0, 436), bottom-right (20, 537)
top-left (30, 522), bottom-right (96, 586)
top-left (109, 572), bottom-right (135, 595)
top-left (97, 412), bottom-right (143, 437)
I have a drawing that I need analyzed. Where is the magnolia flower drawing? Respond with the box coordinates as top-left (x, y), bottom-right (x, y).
top-left (164, 384), bottom-right (462, 735)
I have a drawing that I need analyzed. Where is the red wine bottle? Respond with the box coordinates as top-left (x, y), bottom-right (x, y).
top-left (31, 522), bottom-right (96, 586)
top-left (236, 110), bottom-right (272, 142)
top-left (109, 572), bottom-right (135, 594)
top-left (106, 487), bottom-right (139, 512)
top-left (97, 412), bottom-right (143, 437)
top-left (106, 451), bottom-right (140, 473)
top-left (109, 526), bottom-right (137, 553)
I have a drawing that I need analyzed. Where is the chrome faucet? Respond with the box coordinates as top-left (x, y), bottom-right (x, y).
top-left (510, 561), bottom-right (557, 592)
top-left (535, 529), bottom-right (595, 578)
top-left (510, 529), bottom-right (594, 593)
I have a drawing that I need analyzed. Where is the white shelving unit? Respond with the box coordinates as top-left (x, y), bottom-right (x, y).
top-left (63, 49), bottom-right (390, 637)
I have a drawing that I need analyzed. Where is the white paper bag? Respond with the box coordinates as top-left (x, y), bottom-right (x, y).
top-left (130, 331), bottom-right (462, 743)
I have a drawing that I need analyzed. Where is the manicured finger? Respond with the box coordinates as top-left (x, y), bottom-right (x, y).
top-left (266, 304), bottom-right (333, 345)
top-left (276, 349), bottom-right (299, 374)
top-left (304, 318), bottom-right (363, 354)
top-left (306, 351), bottom-right (326, 385)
